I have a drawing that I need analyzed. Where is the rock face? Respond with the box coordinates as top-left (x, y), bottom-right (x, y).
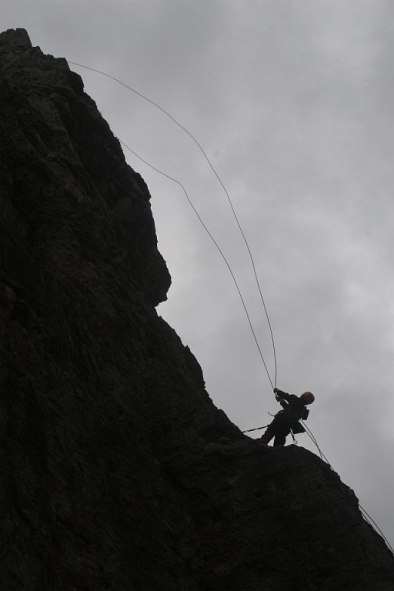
top-left (1, 28), bottom-right (393, 591)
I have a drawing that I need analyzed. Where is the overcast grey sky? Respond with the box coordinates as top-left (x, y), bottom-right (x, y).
top-left (4, 0), bottom-right (394, 550)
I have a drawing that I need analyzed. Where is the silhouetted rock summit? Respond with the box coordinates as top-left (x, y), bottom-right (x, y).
top-left (1, 28), bottom-right (393, 590)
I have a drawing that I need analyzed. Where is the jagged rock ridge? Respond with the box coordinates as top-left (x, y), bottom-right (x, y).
top-left (1, 28), bottom-right (393, 590)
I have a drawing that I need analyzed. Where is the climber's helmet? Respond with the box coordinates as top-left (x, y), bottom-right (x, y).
top-left (300, 391), bottom-right (315, 405)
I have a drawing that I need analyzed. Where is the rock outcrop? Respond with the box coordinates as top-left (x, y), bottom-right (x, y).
top-left (1, 28), bottom-right (393, 590)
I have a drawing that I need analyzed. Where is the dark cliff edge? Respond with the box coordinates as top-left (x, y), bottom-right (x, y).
top-left (1, 28), bottom-right (393, 591)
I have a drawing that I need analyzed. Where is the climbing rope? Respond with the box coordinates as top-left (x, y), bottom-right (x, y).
top-left (301, 420), bottom-right (331, 466)
top-left (246, 412), bottom-right (394, 555)
top-left (242, 424), bottom-right (270, 434)
top-left (68, 60), bottom-right (277, 390)
top-left (118, 136), bottom-right (274, 389)
top-left (303, 424), bottom-right (394, 554)
top-left (359, 506), bottom-right (394, 555)
top-left (67, 60), bottom-right (394, 559)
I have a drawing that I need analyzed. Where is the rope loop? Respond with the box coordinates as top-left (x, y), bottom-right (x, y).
top-left (68, 60), bottom-right (277, 390)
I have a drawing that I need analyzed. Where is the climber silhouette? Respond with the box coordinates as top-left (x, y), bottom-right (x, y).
top-left (260, 388), bottom-right (315, 446)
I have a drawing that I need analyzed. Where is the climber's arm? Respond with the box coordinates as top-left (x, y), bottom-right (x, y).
top-left (274, 388), bottom-right (291, 402)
